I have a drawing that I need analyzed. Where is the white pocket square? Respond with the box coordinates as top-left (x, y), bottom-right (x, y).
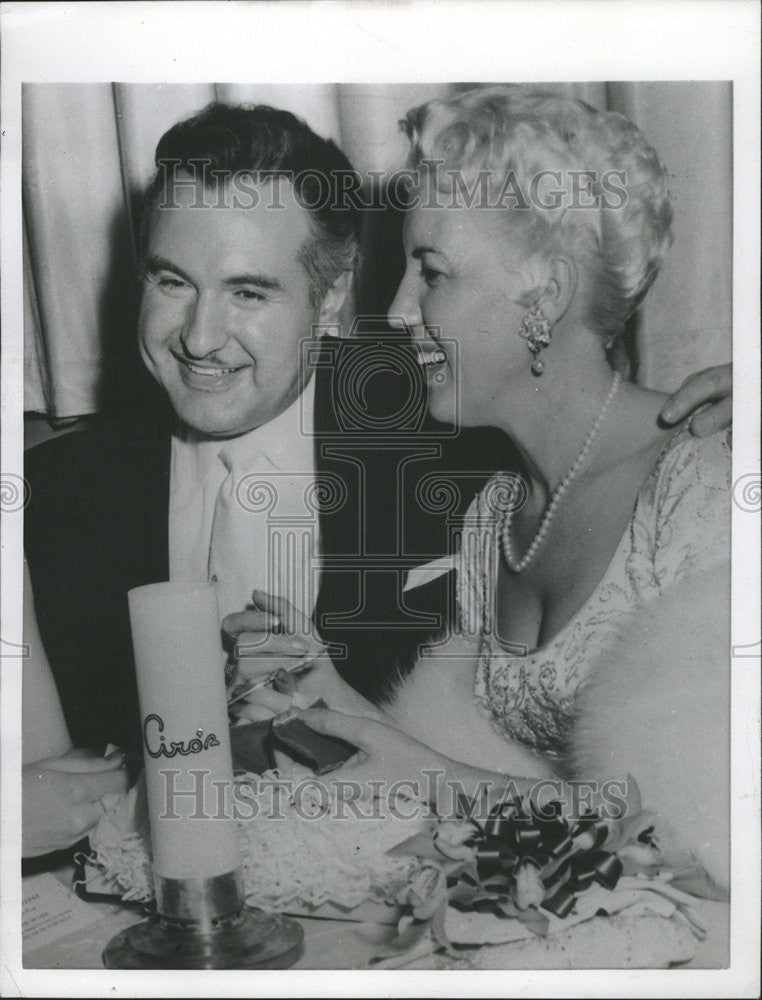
top-left (402, 555), bottom-right (455, 593)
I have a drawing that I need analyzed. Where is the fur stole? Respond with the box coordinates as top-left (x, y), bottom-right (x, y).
top-left (381, 633), bottom-right (557, 780)
top-left (569, 567), bottom-right (730, 892)
top-left (382, 568), bottom-right (730, 892)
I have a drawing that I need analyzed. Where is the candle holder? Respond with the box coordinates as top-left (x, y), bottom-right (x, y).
top-left (103, 870), bottom-right (304, 969)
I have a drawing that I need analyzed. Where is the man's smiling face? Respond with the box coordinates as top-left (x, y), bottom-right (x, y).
top-left (138, 177), bottom-right (320, 438)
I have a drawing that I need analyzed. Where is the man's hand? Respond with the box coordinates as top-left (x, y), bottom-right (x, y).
top-left (659, 363), bottom-right (732, 437)
top-left (224, 591), bottom-right (384, 723)
top-left (22, 748), bottom-right (129, 858)
top-left (222, 589), bottom-right (325, 685)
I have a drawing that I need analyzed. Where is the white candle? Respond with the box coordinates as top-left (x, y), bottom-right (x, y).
top-left (128, 580), bottom-right (241, 880)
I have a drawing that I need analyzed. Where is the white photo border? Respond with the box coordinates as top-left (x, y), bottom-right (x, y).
top-left (1, 1), bottom-right (759, 996)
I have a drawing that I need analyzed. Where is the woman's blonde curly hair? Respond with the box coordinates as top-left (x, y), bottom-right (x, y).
top-left (401, 85), bottom-right (674, 343)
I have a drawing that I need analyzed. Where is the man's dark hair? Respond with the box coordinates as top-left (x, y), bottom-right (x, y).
top-left (141, 101), bottom-right (362, 305)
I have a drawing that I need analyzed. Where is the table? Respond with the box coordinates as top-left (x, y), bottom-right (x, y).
top-left (22, 862), bottom-right (729, 970)
top-left (21, 862), bottom-right (431, 970)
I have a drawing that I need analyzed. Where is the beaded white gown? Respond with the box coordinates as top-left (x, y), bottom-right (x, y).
top-left (455, 426), bottom-right (732, 764)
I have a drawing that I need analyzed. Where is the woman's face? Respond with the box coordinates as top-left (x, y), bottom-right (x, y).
top-left (388, 189), bottom-right (532, 428)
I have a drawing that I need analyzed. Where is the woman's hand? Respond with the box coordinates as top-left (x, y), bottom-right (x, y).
top-left (22, 748), bottom-right (129, 858)
top-left (660, 363), bottom-right (732, 436)
top-left (295, 706), bottom-right (461, 804)
top-left (294, 709), bottom-right (642, 821)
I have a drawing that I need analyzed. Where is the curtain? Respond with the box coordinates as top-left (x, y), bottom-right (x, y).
top-left (22, 81), bottom-right (732, 419)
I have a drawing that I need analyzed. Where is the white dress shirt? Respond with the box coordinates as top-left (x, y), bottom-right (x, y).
top-left (168, 376), bottom-right (320, 627)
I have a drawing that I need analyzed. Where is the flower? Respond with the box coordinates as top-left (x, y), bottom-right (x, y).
top-left (373, 792), bottom-right (679, 962)
top-left (396, 861), bottom-right (448, 920)
top-left (434, 820), bottom-right (476, 861)
top-left (616, 843), bottom-right (661, 867)
top-left (512, 860), bottom-right (545, 910)
top-left (571, 829), bottom-right (597, 853)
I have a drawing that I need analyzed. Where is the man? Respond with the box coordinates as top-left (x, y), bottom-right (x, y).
top-left (23, 101), bottom-right (732, 854)
top-left (24, 102), bottom-right (453, 752)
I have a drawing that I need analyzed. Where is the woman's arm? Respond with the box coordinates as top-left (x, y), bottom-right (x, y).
top-left (22, 557), bottom-right (70, 763)
top-left (22, 557), bottom-right (129, 856)
top-left (298, 705), bottom-right (532, 803)
top-left (295, 706), bottom-right (635, 821)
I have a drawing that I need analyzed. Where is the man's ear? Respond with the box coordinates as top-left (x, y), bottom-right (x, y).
top-left (537, 256), bottom-right (577, 326)
top-left (316, 270), bottom-right (354, 335)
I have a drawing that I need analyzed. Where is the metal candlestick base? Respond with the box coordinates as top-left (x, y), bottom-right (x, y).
top-left (102, 905), bottom-right (304, 969)
top-left (103, 871), bottom-right (303, 969)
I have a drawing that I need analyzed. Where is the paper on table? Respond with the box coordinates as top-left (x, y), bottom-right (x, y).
top-left (22, 872), bottom-right (103, 953)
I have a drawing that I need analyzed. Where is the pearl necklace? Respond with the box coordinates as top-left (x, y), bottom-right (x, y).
top-left (500, 371), bottom-right (621, 573)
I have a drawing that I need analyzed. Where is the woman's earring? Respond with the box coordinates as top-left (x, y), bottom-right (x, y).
top-left (520, 305), bottom-right (552, 375)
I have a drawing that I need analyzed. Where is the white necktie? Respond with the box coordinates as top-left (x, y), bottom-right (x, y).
top-left (207, 445), bottom-right (321, 625)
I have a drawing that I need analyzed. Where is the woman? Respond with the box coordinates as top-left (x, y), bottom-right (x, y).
top-left (232, 87), bottom-right (731, 891)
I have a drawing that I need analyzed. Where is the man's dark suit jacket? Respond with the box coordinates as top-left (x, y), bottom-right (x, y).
top-left (25, 340), bottom-right (507, 753)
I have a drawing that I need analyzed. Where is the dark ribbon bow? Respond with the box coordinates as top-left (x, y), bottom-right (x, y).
top-left (469, 798), bottom-right (623, 917)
